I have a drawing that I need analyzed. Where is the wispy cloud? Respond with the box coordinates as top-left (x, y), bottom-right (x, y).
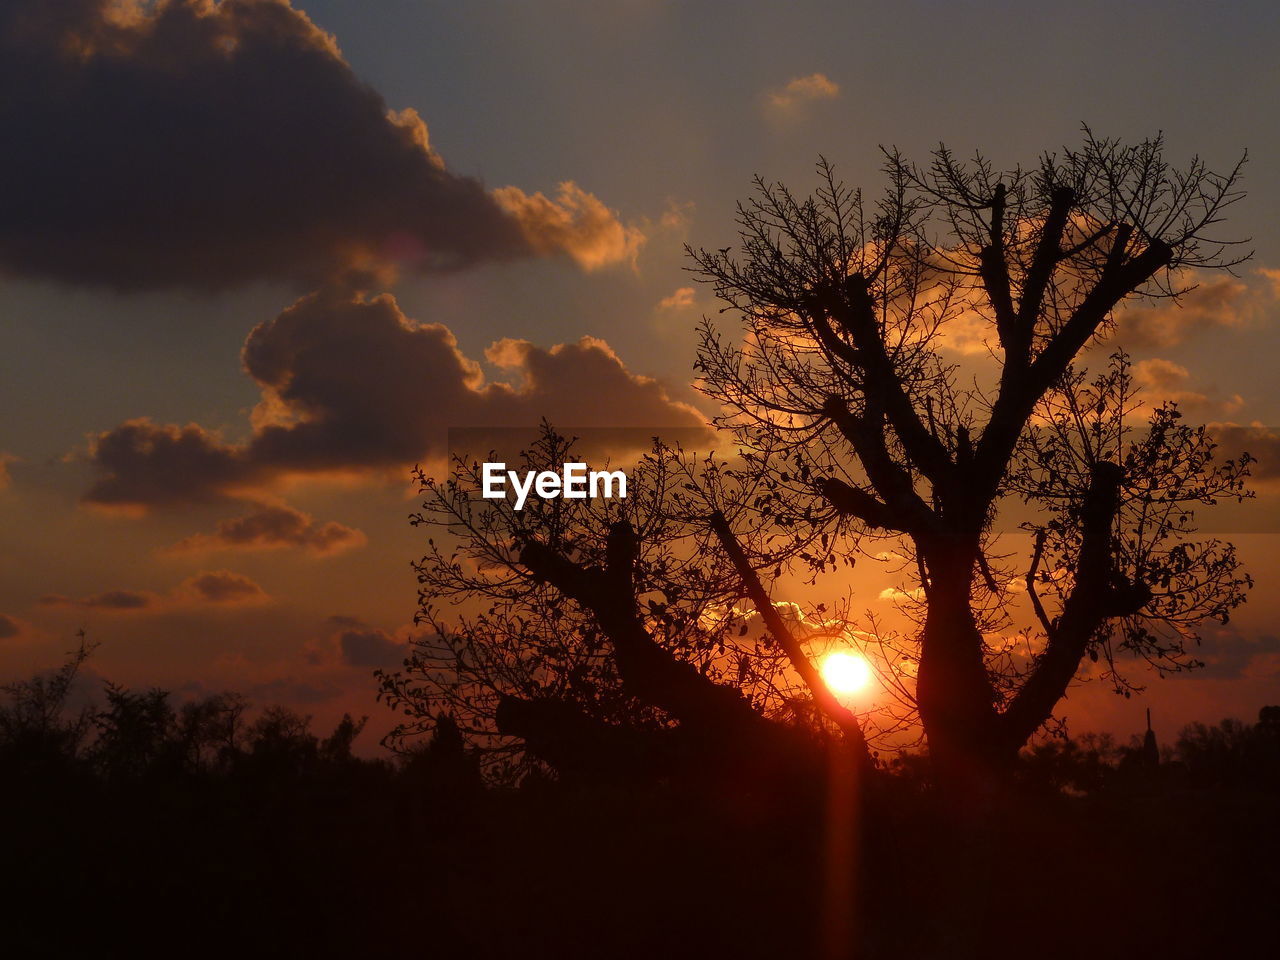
top-left (167, 505), bottom-right (366, 558)
top-left (658, 287), bottom-right (696, 310)
top-left (766, 73), bottom-right (840, 111)
top-left (40, 571), bottom-right (269, 614)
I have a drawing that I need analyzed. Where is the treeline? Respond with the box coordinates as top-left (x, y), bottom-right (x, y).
top-left (1016, 710), bottom-right (1280, 794)
top-left (8, 638), bottom-right (1279, 794)
top-left (0, 640), bottom-right (393, 784)
top-left (3, 644), bottom-right (1278, 959)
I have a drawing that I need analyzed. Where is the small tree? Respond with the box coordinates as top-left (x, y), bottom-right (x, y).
top-left (380, 430), bottom-right (864, 786)
top-left (0, 632), bottom-right (96, 773)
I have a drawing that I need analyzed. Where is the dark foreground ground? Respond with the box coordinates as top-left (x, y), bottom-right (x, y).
top-left (2, 710), bottom-right (1276, 960)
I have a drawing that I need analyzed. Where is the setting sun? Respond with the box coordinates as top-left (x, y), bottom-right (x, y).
top-left (821, 651), bottom-right (873, 696)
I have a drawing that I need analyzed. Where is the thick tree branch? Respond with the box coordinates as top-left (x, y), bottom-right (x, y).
top-left (495, 694), bottom-right (675, 780)
top-left (807, 303), bottom-right (863, 371)
top-left (822, 395), bottom-right (936, 533)
top-left (1024, 529), bottom-right (1057, 640)
top-left (820, 274), bottom-right (954, 483)
top-left (980, 182), bottom-right (1019, 353)
top-left (520, 524), bottom-right (762, 734)
top-left (972, 235), bottom-right (1173, 505)
top-left (708, 511), bottom-right (875, 770)
top-left (818, 477), bottom-right (910, 532)
top-left (1028, 234), bottom-right (1171, 389)
top-left (1016, 186), bottom-right (1076, 333)
top-left (999, 462), bottom-right (1150, 747)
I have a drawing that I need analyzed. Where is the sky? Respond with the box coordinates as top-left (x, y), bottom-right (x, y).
top-left (2, 0), bottom-right (1279, 748)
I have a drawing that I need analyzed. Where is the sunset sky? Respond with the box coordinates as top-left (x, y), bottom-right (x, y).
top-left (3, 0), bottom-right (1279, 747)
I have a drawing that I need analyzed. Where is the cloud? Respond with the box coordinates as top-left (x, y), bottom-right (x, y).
top-left (83, 288), bottom-right (711, 509)
top-left (1134, 358), bottom-right (1192, 392)
top-left (658, 287), bottom-right (696, 310)
top-left (766, 73), bottom-right (840, 110)
top-left (41, 589), bottom-right (157, 612)
top-left (659, 200), bottom-right (695, 233)
top-left (40, 570), bottom-right (267, 613)
top-left (0, 453), bottom-right (14, 489)
top-left (183, 570), bottom-right (268, 605)
top-left (1111, 276), bottom-right (1259, 349)
top-left (1133, 358), bottom-right (1245, 419)
top-left (1208, 424), bottom-right (1280, 481)
top-left (305, 616), bottom-right (409, 670)
top-left (878, 586), bottom-right (926, 604)
top-left (1261, 268), bottom-right (1280, 297)
top-left (84, 420), bottom-right (264, 509)
top-left (167, 504), bottom-right (366, 557)
top-left (0, 0), bottom-right (639, 290)
top-left (0, 614), bottom-right (25, 639)
top-left (1194, 624), bottom-right (1280, 680)
top-left (337, 627), bottom-right (407, 669)
top-left (493, 182), bottom-right (646, 271)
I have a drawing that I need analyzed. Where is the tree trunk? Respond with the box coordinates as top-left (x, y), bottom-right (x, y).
top-left (915, 542), bottom-right (1006, 796)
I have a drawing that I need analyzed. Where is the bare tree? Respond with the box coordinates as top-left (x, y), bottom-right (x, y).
top-left (379, 430), bottom-right (874, 787)
top-left (691, 130), bottom-right (1251, 789)
top-left (383, 131), bottom-right (1252, 797)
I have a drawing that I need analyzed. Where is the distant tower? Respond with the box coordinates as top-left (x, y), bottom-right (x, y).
top-left (1142, 708), bottom-right (1159, 767)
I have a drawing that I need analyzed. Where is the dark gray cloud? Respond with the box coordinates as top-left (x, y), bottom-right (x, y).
top-left (85, 420), bottom-right (263, 508)
top-left (185, 569), bottom-right (266, 604)
top-left (41, 589), bottom-right (155, 611)
top-left (1194, 625), bottom-right (1280, 680)
top-left (84, 288), bottom-right (710, 508)
top-left (39, 570), bottom-right (266, 611)
top-left (0, 0), bottom-right (636, 290)
top-left (1208, 425), bottom-right (1280, 481)
top-left (306, 616), bottom-right (408, 669)
top-left (0, 614), bottom-right (23, 639)
top-left (168, 504), bottom-right (365, 556)
top-left (337, 627), bottom-right (406, 669)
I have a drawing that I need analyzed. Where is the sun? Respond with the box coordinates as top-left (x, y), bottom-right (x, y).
top-left (821, 651), bottom-right (873, 696)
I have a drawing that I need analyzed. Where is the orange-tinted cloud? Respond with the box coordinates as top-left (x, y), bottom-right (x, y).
top-left (493, 182), bottom-right (646, 271)
top-left (168, 504), bottom-right (366, 557)
top-left (1133, 358), bottom-right (1245, 419)
top-left (0, 614), bottom-right (25, 639)
top-left (83, 288), bottom-right (711, 509)
top-left (1111, 276), bottom-right (1259, 349)
top-left (766, 73), bottom-right (840, 110)
top-left (0, 0), bottom-right (638, 290)
top-left (658, 287), bottom-right (697, 310)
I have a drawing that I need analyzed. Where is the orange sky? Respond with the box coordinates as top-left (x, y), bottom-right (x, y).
top-left (2, 0), bottom-right (1279, 752)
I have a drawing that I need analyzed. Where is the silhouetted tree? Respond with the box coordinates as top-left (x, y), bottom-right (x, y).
top-left (91, 683), bottom-right (181, 780)
top-left (385, 132), bottom-right (1253, 798)
top-left (0, 632), bottom-right (95, 775)
top-left (1176, 708), bottom-right (1280, 789)
top-left (381, 430), bottom-right (853, 789)
top-left (690, 130), bottom-right (1251, 789)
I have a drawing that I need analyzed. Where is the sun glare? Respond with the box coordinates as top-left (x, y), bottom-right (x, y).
top-left (821, 651), bottom-right (873, 696)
